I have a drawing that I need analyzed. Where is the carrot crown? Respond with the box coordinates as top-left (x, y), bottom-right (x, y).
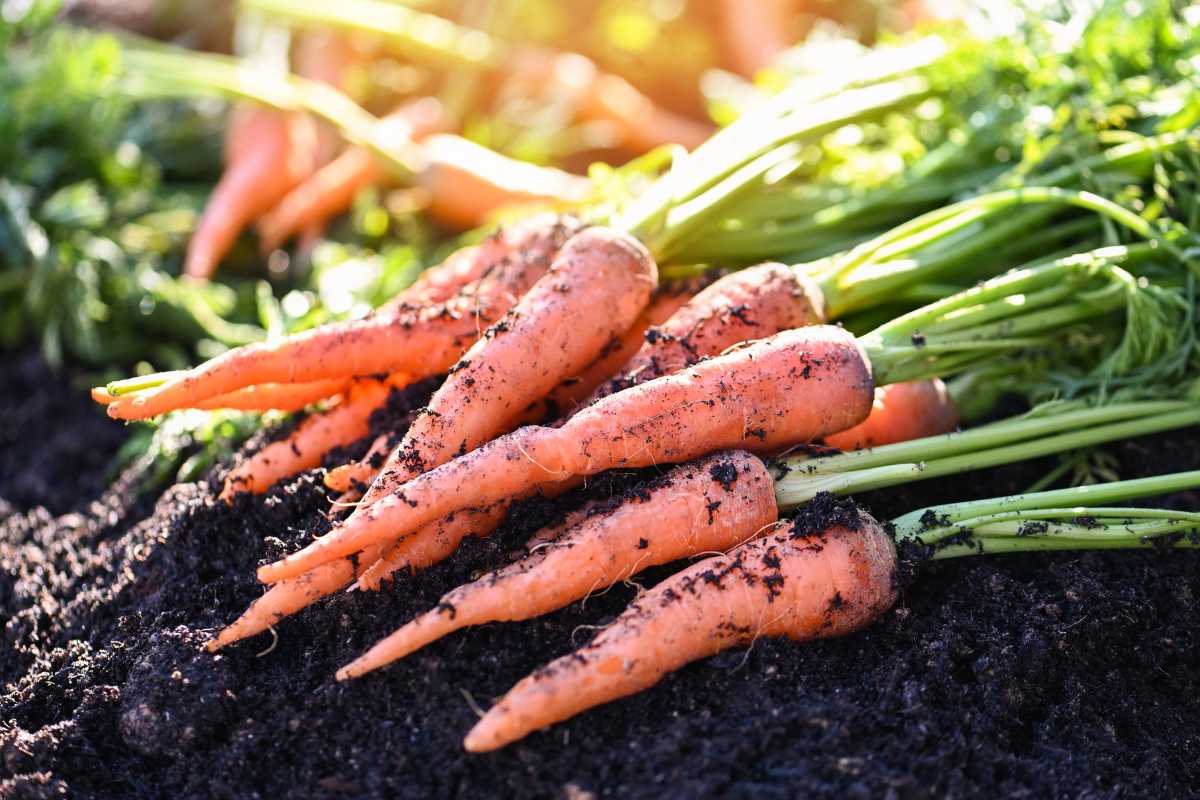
top-left (893, 470), bottom-right (1200, 559)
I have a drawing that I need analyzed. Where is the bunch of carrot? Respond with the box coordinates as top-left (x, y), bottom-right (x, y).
top-left (89, 0), bottom-right (1200, 756)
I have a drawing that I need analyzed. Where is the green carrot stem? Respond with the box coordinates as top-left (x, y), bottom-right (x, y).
top-left (106, 370), bottom-right (189, 397)
top-left (772, 404), bottom-right (1200, 508)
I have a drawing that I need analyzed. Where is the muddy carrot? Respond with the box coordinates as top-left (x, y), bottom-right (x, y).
top-left (185, 106), bottom-right (318, 279)
top-left (258, 98), bottom-right (449, 251)
top-left (219, 376), bottom-right (403, 501)
top-left (463, 511), bottom-right (896, 751)
top-left (584, 262), bottom-right (825, 404)
top-left (257, 326), bottom-right (874, 583)
top-left (102, 217), bottom-right (581, 420)
top-left (823, 379), bottom-right (958, 450)
top-left (352, 227), bottom-right (657, 511)
top-left (337, 451), bottom-right (777, 677)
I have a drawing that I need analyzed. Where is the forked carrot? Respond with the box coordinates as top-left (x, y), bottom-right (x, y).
top-left (824, 379), bottom-right (958, 450)
top-left (257, 98), bottom-right (450, 251)
top-left (185, 106), bottom-right (318, 279)
top-left (463, 512), bottom-right (896, 751)
top-left (102, 216), bottom-right (582, 420)
top-left (257, 326), bottom-right (873, 583)
top-left (219, 375), bottom-right (405, 501)
top-left (337, 451), bottom-right (777, 678)
top-left (352, 227), bottom-right (657, 511)
top-left (584, 262), bottom-right (825, 404)
top-left (206, 508), bottom-right (500, 651)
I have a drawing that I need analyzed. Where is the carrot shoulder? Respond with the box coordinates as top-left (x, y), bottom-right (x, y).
top-left (464, 511), bottom-right (897, 752)
top-left (354, 226), bottom-right (657, 510)
top-left (337, 450), bottom-right (777, 678)
top-left (104, 216), bottom-right (580, 421)
top-left (824, 379), bottom-right (958, 450)
top-left (257, 325), bottom-right (873, 583)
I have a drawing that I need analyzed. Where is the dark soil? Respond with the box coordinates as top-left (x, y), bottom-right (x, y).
top-left (3, 352), bottom-right (1199, 799)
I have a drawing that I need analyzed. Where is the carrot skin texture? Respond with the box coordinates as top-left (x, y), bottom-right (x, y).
top-left (823, 379), bottom-right (958, 451)
top-left (464, 514), bottom-right (898, 752)
top-left (257, 325), bottom-right (873, 583)
top-left (356, 227), bottom-right (657, 509)
top-left (337, 451), bottom-right (777, 678)
top-left (185, 106), bottom-right (317, 279)
top-left (586, 263), bottom-right (825, 404)
top-left (219, 377), bottom-right (400, 501)
top-left (105, 217), bottom-right (580, 421)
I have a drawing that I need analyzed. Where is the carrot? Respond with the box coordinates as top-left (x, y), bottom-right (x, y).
top-left (323, 433), bottom-right (394, 495)
top-left (508, 47), bottom-right (715, 152)
top-left (352, 227), bottom-right (657, 511)
top-left (584, 262), bottom-right (825, 404)
top-left (715, 0), bottom-right (797, 78)
top-left (823, 379), bottom-right (958, 451)
top-left (257, 98), bottom-right (449, 252)
top-left (184, 105), bottom-right (318, 279)
top-left (191, 378), bottom-right (351, 412)
top-left (102, 216), bottom-right (581, 421)
top-left (337, 450), bottom-right (777, 678)
top-left (463, 511), bottom-right (896, 751)
top-left (219, 376), bottom-right (404, 502)
top-left (206, 508), bottom-right (500, 651)
top-left (416, 134), bottom-right (592, 230)
top-left (257, 325), bottom-right (873, 583)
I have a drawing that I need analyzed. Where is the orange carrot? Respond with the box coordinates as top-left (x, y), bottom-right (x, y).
top-left (257, 325), bottom-right (873, 584)
top-left (824, 379), bottom-right (958, 451)
top-left (715, 0), bottom-right (797, 78)
top-left (206, 508), bottom-right (499, 652)
top-left (463, 511), bottom-right (897, 751)
top-left (192, 378), bottom-right (351, 412)
top-left (219, 376), bottom-right (404, 501)
top-left (585, 262), bottom-right (825, 404)
top-left (337, 451), bottom-right (777, 678)
top-left (257, 98), bottom-right (450, 251)
top-left (509, 48), bottom-right (715, 152)
top-left (353, 227), bottom-right (657, 511)
top-left (185, 106), bottom-right (318, 279)
top-left (103, 216), bottom-right (581, 421)
top-left (417, 134), bottom-right (592, 230)
top-left (323, 433), bottom-right (394, 495)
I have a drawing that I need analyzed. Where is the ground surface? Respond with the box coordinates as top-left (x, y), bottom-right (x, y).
top-left (2, 351), bottom-right (1198, 799)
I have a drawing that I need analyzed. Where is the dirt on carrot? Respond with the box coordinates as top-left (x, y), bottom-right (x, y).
top-left (3, 349), bottom-right (1199, 797)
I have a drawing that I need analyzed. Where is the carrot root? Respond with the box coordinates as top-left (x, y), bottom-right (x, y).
top-left (463, 512), bottom-right (897, 752)
top-left (823, 379), bottom-right (958, 450)
top-left (337, 450), bottom-right (777, 679)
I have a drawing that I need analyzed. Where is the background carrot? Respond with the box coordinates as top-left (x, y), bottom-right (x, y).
top-left (338, 450), bottom-right (777, 678)
top-left (257, 325), bottom-right (873, 583)
top-left (257, 98), bottom-right (450, 251)
top-left (219, 376), bottom-right (403, 501)
top-left (584, 263), bottom-right (825, 405)
top-left (416, 134), bottom-right (592, 230)
top-left (102, 217), bottom-right (582, 420)
top-left (715, 0), bottom-right (797, 78)
top-left (463, 512), bottom-right (897, 752)
top-left (353, 226), bottom-right (657, 511)
top-left (184, 106), bottom-right (318, 279)
top-left (823, 379), bottom-right (958, 450)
